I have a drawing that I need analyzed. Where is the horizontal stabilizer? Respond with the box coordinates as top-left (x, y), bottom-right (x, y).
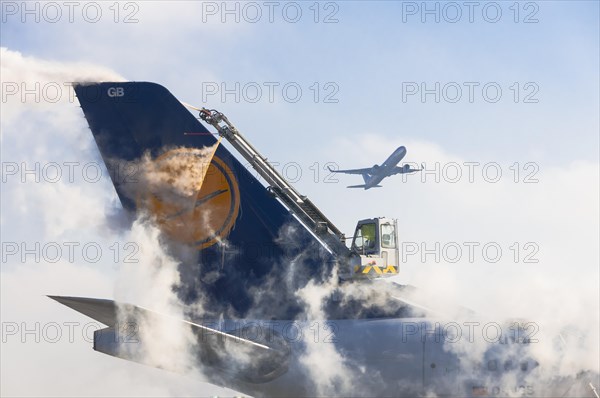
top-left (49, 295), bottom-right (291, 384)
top-left (48, 296), bottom-right (120, 327)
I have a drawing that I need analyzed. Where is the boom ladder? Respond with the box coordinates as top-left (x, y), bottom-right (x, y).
top-left (198, 108), bottom-right (349, 258)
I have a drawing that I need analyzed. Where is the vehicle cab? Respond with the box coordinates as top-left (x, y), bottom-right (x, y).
top-left (348, 217), bottom-right (399, 279)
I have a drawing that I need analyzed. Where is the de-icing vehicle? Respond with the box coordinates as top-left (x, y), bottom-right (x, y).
top-left (194, 107), bottom-right (400, 280)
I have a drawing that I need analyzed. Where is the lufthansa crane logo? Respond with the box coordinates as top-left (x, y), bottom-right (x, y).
top-left (142, 148), bottom-right (240, 249)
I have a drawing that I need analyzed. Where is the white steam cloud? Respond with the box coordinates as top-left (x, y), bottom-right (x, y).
top-left (114, 214), bottom-right (201, 375)
top-left (1, 48), bottom-right (236, 397)
top-left (294, 265), bottom-right (356, 396)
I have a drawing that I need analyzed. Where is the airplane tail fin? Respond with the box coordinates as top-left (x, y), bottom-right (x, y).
top-left (73, 82), bottom-right (332, 318)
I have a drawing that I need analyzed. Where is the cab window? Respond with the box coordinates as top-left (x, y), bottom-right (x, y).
top-left (380, 223), bottom-right (396, 248)
top-left (353, 223), bottom-right (377, 252)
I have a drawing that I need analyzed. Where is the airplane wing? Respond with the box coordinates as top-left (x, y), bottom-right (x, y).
top-left (327, 166), bottom-right (372, 175)
top-left (48, 296), bottom-right (290, 384)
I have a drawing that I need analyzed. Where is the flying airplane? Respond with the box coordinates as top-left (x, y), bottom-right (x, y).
top-left (50, 82), bottom-right (599, 397)
top-left (328, 146), bottom-right (422, 189)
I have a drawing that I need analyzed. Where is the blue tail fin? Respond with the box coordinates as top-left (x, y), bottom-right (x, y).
top-left (74, 82), bottom-right (332, 318)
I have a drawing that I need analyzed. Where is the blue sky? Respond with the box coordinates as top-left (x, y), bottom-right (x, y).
top-left (2, 1), bottom-right (598, 163)
top-left (1, 1), bottom-right (599, 397)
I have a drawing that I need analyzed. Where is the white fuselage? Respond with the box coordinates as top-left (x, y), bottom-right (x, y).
top-left (364, 146), bottom-right (407, 188)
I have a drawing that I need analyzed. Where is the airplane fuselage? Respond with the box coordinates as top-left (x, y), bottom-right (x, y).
top-left (93, 317), bottom-right (595, 398)
top-left (363, 146), bottom-right (407, 189)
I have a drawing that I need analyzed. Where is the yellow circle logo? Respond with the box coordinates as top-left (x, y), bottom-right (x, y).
top-left (141, 148), bottom-right (240, 249)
